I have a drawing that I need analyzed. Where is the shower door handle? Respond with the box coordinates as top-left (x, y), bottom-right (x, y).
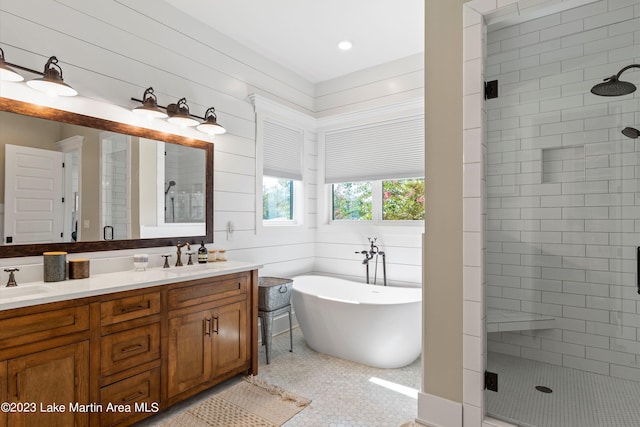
top-left (103, 225), bottom-right (114, 241)
top-left (637, 247), bottom-right (640, 295)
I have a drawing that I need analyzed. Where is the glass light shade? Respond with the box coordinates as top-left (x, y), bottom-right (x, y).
top-left (197, 108), bottom-right (226, 135)
top-left (0, 48), bottom-right (24, 82)
top-left (167, 115), bottom-right (199, 127)
top-left (27, 78), bottom-right (78, 96)
top-left (0, 63), bottom-right (24, 82)
top-left (133, 106), bottom-right (168, 119)
top-left (197, 121), bottom-right (226, 135)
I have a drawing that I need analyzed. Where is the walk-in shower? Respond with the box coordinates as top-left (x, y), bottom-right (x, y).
top-left (484, 2), bottom-right (640, 426)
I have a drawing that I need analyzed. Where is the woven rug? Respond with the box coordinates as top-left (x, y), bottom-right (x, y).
top-left (160, 376), bottom-right (311, 427)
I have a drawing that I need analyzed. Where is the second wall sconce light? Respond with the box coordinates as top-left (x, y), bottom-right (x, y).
top-left (166, 98), bottom-right (200, 127)
top-left (132, 87), bottom-right (167, 119)
top-left (131, 87), bottom-right (226, 136)
top-left (0, 48), bottom-right (77, 96)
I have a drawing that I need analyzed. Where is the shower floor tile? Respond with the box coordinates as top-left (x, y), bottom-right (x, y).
top-left (135, 327), bottom-right (421, 427)
top-left (488, 352), bottom-right (640, 427)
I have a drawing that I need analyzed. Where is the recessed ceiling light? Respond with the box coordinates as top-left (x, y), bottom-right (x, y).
top-left (338, 40), bottom-right (352, 51)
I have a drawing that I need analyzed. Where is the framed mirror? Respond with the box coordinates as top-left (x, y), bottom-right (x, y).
top-left (0, 97), bottom-right (213, 258)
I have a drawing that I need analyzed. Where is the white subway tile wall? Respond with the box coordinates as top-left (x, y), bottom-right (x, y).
top-left (486, 0), bottom-right (640, 379)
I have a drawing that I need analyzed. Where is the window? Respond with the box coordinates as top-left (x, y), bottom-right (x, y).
top-left (332, 182), bottom-right (372, 220)
top-left (263, 176), bottom-right (294, 221)
top-left (259, 117), bottom-right (304, 226)
top-left (382, 178), bottom-right (425, 221)
top-left (322, 113), bottom-right (424, 225)
top-left (331, 178), bottom-right (424, 223)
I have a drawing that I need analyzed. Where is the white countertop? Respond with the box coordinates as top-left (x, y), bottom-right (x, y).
top-left (0, 260), bottom-right (262, 311)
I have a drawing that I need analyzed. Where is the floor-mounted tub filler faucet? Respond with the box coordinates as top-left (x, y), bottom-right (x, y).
top-left (355, 237), bottom-right (387, 286)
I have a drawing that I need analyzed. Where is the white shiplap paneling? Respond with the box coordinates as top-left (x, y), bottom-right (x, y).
top-left (0, 0), bottom-right (424, 310)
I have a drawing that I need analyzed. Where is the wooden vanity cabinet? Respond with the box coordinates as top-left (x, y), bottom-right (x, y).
top-left (0, 302), bottom-right (91, 427)
top-left (0, 269), bottom-right (258, 426)
top-left (166, 272), bottom-right (252, 404)
top-left (7, 341), bottom-right (90, 427)
top-left (95, 291), bottom-right (162, 427)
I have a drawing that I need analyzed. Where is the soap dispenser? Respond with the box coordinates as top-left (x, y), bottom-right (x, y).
top-left (198, 241), bottom-right (208, 264)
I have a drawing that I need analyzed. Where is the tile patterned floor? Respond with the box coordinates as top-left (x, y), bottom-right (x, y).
top-left (487, 352), bottom-right (640, 427)
top-left (136, 327), bottom-right (421, 427)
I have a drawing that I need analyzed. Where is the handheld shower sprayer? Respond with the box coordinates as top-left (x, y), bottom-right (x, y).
top-left (164, 180), bottom-right (176, 195)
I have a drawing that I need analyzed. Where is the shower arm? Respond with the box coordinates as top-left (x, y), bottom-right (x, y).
top-left (609, 64), bottom-right (640, 81)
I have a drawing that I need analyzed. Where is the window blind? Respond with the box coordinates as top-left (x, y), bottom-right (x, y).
top-left (324, 115), bottom-right (424, 183)
top-left (263, 120), bottom-right (303, 181)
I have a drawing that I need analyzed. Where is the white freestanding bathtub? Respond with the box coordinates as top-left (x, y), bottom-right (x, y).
top-left (291, 275), bottom-right (422, 369)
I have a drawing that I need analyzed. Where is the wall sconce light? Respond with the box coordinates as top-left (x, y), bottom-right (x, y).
top-left (197, 107), bottom-right (226, 135)
top-left (0, 48), bottom-right (77, 96)
top-left (131, 87), bottom-right (226, 136)
top-left (0, 48), bottom-right (24, 82)
top-left (132, 87), bottom-right (168, 119)
top-left (26, 56), bottom-right (78, 97)
top-left (166, 98), bottom-right (200, 127)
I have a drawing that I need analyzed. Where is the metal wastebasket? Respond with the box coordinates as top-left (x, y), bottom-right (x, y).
top-left (258, 277), bottom-right (293, 364)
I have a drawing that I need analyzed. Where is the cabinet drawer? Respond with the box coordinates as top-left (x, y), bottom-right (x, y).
top-left (168, 273), bottom-right (248, 310)
top-left (0, 306), bottom-right (89, 349)
top-left (100, 367), bottom-right (160, 427)
top-left (100, 292), bottom-right (160, 326)
top-left (101, 323), bottom-right (160, 377)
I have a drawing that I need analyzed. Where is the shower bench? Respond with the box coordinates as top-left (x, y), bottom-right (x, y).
top-left (486, 308), bottom-right (555, 333)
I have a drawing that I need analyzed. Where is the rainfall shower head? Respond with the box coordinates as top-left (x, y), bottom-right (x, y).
top-left (165, 180), bottom-right (176, 195)
top-left (591, 76), bottom-right (637, 96)
top-left (622, 127), bottom-right (640, 139)
top-left (591, 64), bottom-right (640, 96)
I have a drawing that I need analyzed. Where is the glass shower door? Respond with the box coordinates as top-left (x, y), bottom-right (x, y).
top-left (484, 1), bottom-right (640, 425)
top-left (100, 132), bottom-right (131, 240)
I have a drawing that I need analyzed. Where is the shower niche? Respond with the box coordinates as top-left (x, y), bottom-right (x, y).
top-left (541, 146), bottom-right (585, 184)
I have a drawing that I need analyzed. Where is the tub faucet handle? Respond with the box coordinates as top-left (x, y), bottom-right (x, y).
top-left (4, 267), bottom-right (19, 287)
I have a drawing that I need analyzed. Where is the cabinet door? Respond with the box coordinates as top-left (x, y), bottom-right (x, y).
top-left (0, 361), bottom-right (6, 427)
top-left (167, 309), bottom-right (212, 398)
top-left (213, 300), bottom-right (248, 376)
top-left (7, 341), bottom-right (89, 427)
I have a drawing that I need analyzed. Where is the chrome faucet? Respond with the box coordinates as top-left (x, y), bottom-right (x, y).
top-left (175, 241), bottom-right (191, 267)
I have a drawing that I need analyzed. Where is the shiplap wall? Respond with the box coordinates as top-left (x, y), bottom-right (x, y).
top-left (0, 0), bottom-right (424, 289)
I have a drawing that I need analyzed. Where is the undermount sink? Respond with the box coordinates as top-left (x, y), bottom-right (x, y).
top-left (0, 285), bottom-right (53, 299)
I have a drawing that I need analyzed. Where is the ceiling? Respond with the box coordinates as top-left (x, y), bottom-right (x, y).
top-left (165, 0), bottom-right (424, 83)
